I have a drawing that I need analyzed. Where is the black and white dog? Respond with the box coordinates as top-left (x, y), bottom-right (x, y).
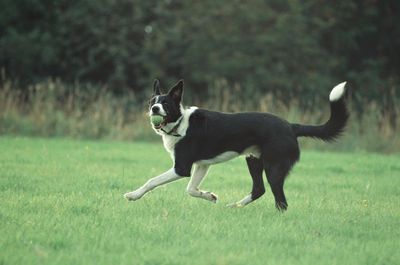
top-left (124, 80), bottom-right (349, 210)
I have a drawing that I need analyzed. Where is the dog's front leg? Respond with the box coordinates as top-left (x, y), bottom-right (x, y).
top-left (124, 168), bottom-right (183, 201)
top-left (186, 164), bottom-right (218, 203)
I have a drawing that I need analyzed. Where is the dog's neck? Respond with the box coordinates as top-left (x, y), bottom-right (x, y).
top-left (158, 106), bottom-right (198, 138)
top-left (160, 116), bottom-right (184, 137)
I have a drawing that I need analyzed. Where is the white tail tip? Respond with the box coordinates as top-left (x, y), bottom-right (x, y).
top-left (329, 81), bottom-right (347, 102)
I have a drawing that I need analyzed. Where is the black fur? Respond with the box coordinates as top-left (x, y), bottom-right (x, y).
top-left (291, 98), bottom-right (349, 141)
top-left (150, 80), bottom-right (349, 210)
top-left (246, 156), bottom-right (265, 201)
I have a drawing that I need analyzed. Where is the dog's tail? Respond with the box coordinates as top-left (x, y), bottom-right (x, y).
top-left (291, 82), bottom-right (349, 142)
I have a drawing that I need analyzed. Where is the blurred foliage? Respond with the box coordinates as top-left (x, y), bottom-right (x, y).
top-left (0, 0), bottom-right (399, 118)
top-left (1, 79), bottom-right (399, 152)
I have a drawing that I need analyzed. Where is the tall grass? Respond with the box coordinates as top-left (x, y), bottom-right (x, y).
top-left (0, 79), bottom-right (154, 141)
top-left (1, 79), bottom-right (399, 152)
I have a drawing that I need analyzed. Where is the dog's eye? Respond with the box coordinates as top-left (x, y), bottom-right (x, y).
top-left (148, 97), bottom-right (156, 106)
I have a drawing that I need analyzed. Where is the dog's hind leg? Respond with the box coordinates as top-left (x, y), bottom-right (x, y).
top-left (227, 156), bottom-right (265, 208)
top-left (186, 164), bottom-right (218, 203)
top-left (264, 160), bottom-right (294, 211)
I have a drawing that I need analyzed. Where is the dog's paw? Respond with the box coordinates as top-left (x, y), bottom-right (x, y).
top-left (210, 192), bottom-right (218, 203)
top-left (226, 202), bottom-right (244, 208)
top-left (203, 191), bottom-right (218, 203)
top-left (124, 190), bottom-right (144, 201)
top-left (275, 201), bottom-right (288, 212)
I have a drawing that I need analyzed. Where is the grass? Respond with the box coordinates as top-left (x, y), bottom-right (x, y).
top-left (1, 136), bottom-right (399, 265)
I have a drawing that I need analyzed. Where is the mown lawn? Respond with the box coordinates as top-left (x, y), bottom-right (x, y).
top-left (0, 136), bottom-right (399, 265)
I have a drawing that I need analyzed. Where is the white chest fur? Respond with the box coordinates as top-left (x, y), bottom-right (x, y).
top-left (162, 134), bottom-right (180, 158)
top-left (160, 106), bottom-right (198, 159)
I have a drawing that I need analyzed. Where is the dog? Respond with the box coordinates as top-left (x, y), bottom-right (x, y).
top-left (124, 79), bottom-right (349, 210)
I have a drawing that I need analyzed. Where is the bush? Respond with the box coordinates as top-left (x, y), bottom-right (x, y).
top-left (0, 1), bottom-right (399, 119)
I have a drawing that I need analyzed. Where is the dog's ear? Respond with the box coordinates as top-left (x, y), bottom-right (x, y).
top-left (168, 79), bottom-right (184, 103)
top-left (153, 79), bottom-right (161, 95)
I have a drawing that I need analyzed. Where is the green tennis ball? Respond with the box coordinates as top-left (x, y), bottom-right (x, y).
top-left (150, 115), bottom-right (163, 126)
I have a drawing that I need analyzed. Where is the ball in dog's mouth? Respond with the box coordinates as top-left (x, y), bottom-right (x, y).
top-left (150, 115), bottom-right (166, 129)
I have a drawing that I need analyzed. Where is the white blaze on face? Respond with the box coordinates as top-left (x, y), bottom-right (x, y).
top-left (150, 96), bottom-right (167, 116)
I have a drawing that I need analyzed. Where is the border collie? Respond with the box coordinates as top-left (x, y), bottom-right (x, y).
top-left (124, 80), bottom-right (349, 210)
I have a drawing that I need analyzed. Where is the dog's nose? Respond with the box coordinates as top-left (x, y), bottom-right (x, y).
top-left (152, 106), bottom-right (160, 113)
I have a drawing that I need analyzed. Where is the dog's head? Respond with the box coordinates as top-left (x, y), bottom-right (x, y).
top-left (148, 79), bottom-right (184, 130)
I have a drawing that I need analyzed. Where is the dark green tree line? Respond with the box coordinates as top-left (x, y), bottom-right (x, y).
top-left (1, 0), bottom-right (399, 116)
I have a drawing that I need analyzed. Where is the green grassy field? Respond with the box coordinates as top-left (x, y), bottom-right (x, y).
top-left (1, 136), bottom-right (399, 265)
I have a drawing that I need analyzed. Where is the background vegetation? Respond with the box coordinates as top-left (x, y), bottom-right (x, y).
top-left (0, 0), bottom-right (399, 152)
